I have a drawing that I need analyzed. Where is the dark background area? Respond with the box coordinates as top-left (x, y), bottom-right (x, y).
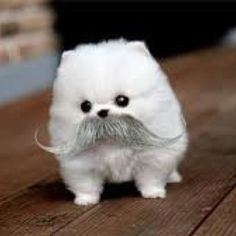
top-left (51, 1), bottom-right (236, 58)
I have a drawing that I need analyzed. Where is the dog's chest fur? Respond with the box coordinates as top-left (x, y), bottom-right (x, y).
top-left (95, 141), bottom-right (136, 183)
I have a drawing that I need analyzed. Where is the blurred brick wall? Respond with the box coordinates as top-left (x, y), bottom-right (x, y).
top-left (0, 0), bottom-right (59, 64)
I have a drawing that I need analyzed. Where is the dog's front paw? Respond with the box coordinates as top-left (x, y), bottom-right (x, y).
top-left (74, 192), bottom-right (100, 206)
top-left (140, 186), bottom-right (166, 199)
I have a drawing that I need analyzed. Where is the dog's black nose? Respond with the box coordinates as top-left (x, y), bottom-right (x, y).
top-left (97, 109), bottom-right (109, 118)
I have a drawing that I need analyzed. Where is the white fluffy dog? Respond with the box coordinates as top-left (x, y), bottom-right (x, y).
top-left (46, 39), bottom-right (188, 205)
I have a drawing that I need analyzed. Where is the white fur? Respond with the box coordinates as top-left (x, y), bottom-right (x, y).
top-left (220, 27), bottom-right (236, 46)
top-left (49, 39), bottom-right (188, 205)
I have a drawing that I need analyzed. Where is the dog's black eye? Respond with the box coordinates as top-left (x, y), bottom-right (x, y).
top-left (81, 100), bottom-right (92, 113)
top-left (115, 95), bottom-right (129, 107)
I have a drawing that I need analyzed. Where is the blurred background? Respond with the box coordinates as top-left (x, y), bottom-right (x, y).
top-left (0, 1), bottom-right (236, 106)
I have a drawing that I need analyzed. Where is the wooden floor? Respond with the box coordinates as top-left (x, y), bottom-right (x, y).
top-left (0, 46), bottom-right (236, 236)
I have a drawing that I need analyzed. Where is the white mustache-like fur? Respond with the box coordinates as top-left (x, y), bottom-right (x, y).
top-left (36, 114), bottom-right (185, 155)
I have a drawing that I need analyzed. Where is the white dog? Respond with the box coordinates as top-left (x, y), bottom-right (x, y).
top-left (45, 39), bottom-right (188, 205)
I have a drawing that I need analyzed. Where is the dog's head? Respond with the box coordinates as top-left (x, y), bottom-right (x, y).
top-left (52, 39), bottom-right (170, 124)
top-left (41, 39), bottom-right (183, 154)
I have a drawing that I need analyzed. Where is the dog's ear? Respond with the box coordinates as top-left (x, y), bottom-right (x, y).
top-left (61, 50), bottom-right (74, 62)
top-left (128, 41), bottom-right (151, 57)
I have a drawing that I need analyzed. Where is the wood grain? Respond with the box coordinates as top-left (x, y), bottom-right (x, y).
top-left (0, 91), bottom-right (56, 201)
top-left (193, 187), bottom-right (236, 236)
top-left (0, 46), bottom-right (236, 235)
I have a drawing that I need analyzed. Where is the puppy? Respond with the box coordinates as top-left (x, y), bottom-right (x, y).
top-left (45, 39), bottom-right (188, 205)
